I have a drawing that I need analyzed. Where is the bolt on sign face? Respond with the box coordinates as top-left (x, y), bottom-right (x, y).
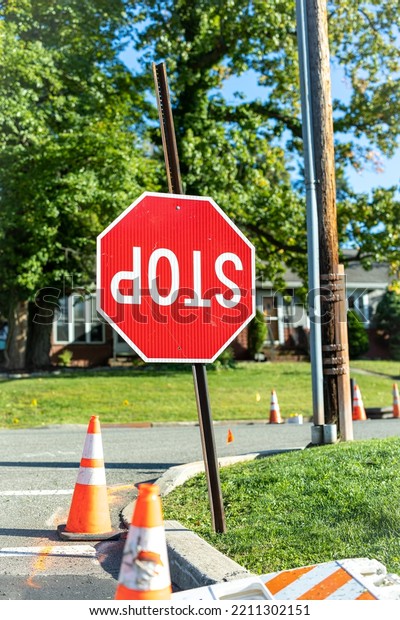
top-left (97, 192), bottom-right (255, 363)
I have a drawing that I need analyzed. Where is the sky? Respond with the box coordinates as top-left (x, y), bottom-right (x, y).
top-left (121, 47), bottom-right (399, 198)
top-left (219, 65), bottom-right (400, 197)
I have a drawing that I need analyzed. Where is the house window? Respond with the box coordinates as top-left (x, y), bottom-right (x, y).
top-left (54, 295), bottom-right (105, 344)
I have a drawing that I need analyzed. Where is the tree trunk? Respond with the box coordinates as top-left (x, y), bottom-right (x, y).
top-left (6, 300), bottom-right (29, 370)
top-left (26, 316), bottom-right (53, 370)
top-left (26, 289), bottom-right (58, 370)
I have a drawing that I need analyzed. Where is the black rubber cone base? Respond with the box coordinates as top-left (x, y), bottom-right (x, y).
top-left (57, 524), bottom-right (121, 541)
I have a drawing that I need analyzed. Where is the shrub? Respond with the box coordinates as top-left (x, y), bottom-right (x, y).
top-left (247, 309), bottom-right (267, 357)
top-left (347, 309), bottom-right (369, 359)
top-left (58, 349), bottom-right (73, 367)
top-left (374, 287), bottom-right (400, 360)
top-left (208, 346), bottom-right (237, 371)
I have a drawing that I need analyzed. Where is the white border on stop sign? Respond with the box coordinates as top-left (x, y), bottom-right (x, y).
top-left (96, 191), bottom-right (256, 363)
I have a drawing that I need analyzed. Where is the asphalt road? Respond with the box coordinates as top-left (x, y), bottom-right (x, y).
top-left (1, 419), bottom-right (400, 600)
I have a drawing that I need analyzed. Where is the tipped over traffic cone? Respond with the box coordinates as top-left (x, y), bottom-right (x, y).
top-left (58, 416), bottom-right (118, 540)
top-left (269, 390), bottom-right (282, 424)
top-left (352, 384), bottom-right (367, 421)
top-left (115, 483), bottom-right (171, 600)
top-left (393, 383), bottom-right (400, 418)
top-left (227, 429), bottom-right (234, 444)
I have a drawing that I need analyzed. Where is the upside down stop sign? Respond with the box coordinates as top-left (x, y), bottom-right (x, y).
top-left (97, 192), bottom-right (255, 363)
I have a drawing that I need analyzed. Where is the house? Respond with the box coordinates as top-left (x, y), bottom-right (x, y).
top-left (50, 254), bottom-right (392, 367)
top-left (253, 254), bottom-right (391, 359)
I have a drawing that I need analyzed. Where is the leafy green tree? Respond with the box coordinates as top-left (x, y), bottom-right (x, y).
top-left (2, 0), bottom-right (399, 369)
top-left (129, 0), bottom-right (400, 281)
top-left (374, 287), bottom-right (400, 360)
top-left (0, 1), bottom-right (159, 368)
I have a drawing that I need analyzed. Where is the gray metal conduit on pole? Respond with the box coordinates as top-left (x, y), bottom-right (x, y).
top-left (295, 0), bottom-right (325, 426)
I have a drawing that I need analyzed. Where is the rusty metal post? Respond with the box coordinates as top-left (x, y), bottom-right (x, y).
top-left (320, 265), bottom-right (353, 441)
top-left (153, 62), bottom-right (226, 533)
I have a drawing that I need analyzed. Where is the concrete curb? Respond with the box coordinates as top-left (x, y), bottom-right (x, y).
top-left (121, 447), bottom-right (304, 591)
top-left (165, 520), bottom-right (251, 590)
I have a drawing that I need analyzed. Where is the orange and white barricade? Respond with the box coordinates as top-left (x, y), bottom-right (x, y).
top-left (174, 559), bottom-right (387, 600)
top-left (262, 559), bottom-right (382, 600)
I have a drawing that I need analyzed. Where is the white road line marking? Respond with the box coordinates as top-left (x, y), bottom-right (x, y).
top-left (0, 545), bottom-right (97, 558)
top-left (0, 490), bottom-right (73, 496)
top-left (20, 451), bottom-right (77, 458)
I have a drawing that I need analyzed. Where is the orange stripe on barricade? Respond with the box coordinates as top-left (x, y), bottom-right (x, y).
top-left (356, 590), bottom-right (376, 600)
top-left (265, 565), bottom-right (315, 595)
top-left (297, 567), bottom-right (351, 600)
top-left (262, 561), bottom-right (380, 600)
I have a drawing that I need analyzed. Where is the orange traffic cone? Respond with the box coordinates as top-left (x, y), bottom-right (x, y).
top-left (393, 383), bottom-right (400, 418)
top-left (115, 483), bottom-right (171, 600)
top-left (352, 384), bottom-right (367, 421)
top-left (269, 390), bottom-right (282, 424)
top-left (227, 429), bottom-right (234, 443)
top-left (58, 415), bottom-right (117, 540)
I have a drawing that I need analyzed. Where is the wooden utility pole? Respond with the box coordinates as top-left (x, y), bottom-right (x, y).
top-left (305, 0), bottom-right (340, 426)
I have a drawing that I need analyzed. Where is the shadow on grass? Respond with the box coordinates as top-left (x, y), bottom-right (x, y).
top-left (351, 366), bottom-right (400, 380)
top-left (0, 361), bottom-right (246, 383)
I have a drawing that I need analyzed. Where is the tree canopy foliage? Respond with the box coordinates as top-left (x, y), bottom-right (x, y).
top-left (0, 0), bottom-right (159, 310)
top-left (0, 0), bottom-right (399, 368)
top-left (130, 0), bottom-right (400, 279)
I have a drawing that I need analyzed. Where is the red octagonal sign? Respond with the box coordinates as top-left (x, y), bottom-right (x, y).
top-left (97, 192), bottom-right (255, 363)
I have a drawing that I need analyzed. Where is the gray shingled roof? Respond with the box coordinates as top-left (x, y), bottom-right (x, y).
top-left (261, 251), bottom-right (391, 289)
top-left (344, 261), bottom-right (390, 287)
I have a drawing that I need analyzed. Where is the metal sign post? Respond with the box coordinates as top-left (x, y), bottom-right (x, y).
top-left (295, 0), bottom-right (325, 427)
top-left (153, 62), bottom-right (226, 533)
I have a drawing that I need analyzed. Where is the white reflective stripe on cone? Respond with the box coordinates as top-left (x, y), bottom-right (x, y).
top-left (81, 433), bottom-right (104, 460)
top-left (76, 466), bottom-right (107, 486)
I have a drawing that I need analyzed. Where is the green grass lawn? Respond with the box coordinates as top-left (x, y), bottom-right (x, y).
top-left (0, 361), bottom-right (397, 429)
top-left (162, 437), bottom-right (400, 576)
